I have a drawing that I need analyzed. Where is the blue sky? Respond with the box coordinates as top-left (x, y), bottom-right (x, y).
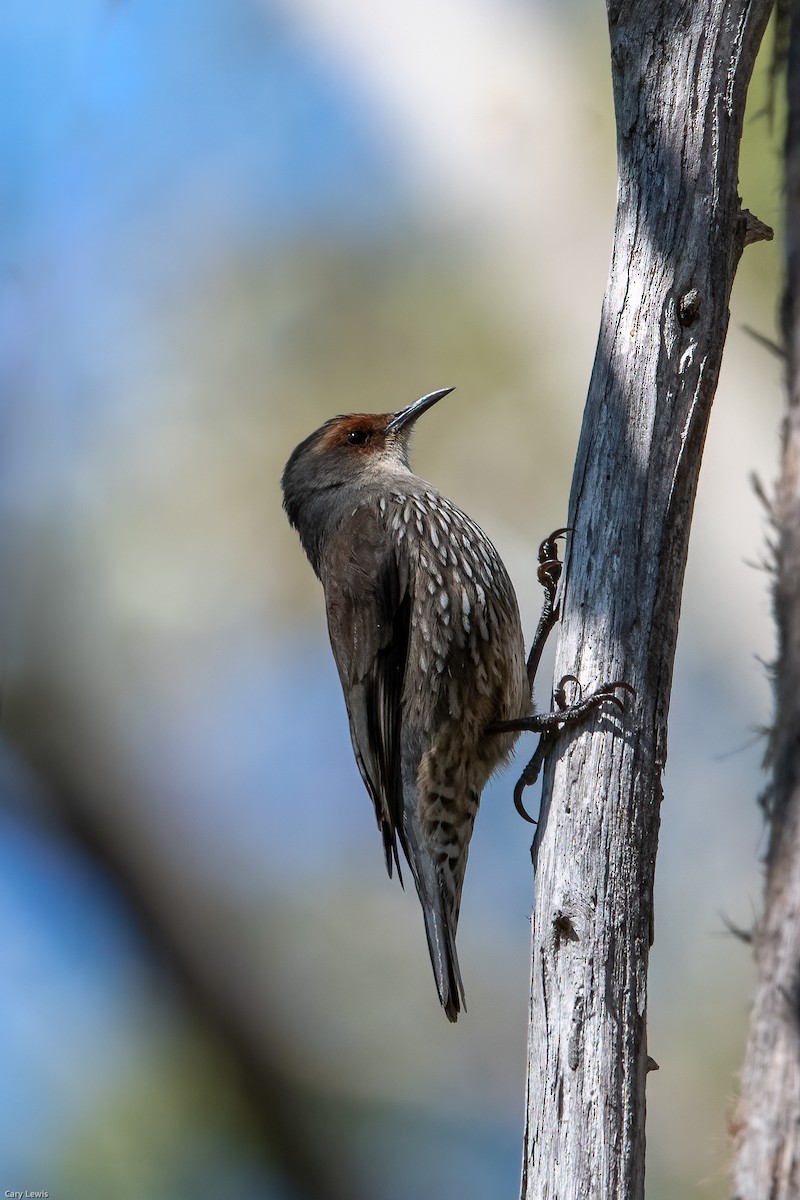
top-left (0, 0), bottom-right (400, 267)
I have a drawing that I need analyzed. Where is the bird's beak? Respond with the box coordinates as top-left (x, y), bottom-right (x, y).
top-left (385, 387), bottom-right (455, 434)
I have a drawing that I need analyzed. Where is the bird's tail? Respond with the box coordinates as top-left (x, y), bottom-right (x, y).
top-left (421, 887), bottom-right (465, 1022)
top-left (404, 819), bottom-right (466, 1022)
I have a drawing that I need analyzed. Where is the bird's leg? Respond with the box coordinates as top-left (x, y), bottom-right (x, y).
top-left (526, 527), bottom-right (570, 696)
top-left (484, 526), bottom-right (568, 823)
top-left (487, 528), bottom-right (633, 821)
top-left (491, 678), bottom-right (633, 737)
top-left (488, 678), bottom-right (635, 823)
top-left (510, 735), bottom-right (551, 824)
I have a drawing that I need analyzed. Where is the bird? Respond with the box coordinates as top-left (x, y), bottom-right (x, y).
top-left (282, 388), bottom-right (627, 1020)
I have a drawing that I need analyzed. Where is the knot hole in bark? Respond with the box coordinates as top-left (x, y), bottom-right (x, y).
top-left (678, 289), bottom-right (701, 328)
top-left (553, 909), bottom-right (579, 947)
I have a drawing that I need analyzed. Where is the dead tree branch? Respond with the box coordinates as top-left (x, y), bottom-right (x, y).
top-left (730, 5), bottom-right (800, 1196)
top-left (520, 4), bottom-right (774, 1197)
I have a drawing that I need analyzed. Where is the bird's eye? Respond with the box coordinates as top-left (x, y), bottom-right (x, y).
top-left (347, 429), bottom-right (368, 445)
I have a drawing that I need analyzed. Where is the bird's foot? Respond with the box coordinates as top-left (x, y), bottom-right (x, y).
top-left (536, 527), bottom-right (570, 606)
top-left (525, 528), bottom-right (571, 691)
top-left (488, 676), bottom-right (634, 822)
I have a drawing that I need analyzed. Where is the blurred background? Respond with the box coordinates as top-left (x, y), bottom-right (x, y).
top-left (0, 2), bottom-right (785, 1197)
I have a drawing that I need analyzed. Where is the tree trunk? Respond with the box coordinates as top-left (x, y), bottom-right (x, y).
top-left (730, 6), bottom-right (800, 1197)
top-left (520, 4), bottom-right (773, 1198)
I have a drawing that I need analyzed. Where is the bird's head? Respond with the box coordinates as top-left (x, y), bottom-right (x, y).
top-left (281, 388), bottom-right (455, 529)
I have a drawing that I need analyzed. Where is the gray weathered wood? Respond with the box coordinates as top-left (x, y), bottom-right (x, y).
top-left (730, 6), bottom-right (800, 1196)
top-left (520, 4), bottom-right (773, 1198)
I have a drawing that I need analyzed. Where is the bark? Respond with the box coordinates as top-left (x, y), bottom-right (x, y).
top-left (730, 7), bottom-right (800, 1197)
top-left (520, 4), bottom-right (773, 1199)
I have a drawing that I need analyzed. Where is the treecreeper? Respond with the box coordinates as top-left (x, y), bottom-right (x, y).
top-left (282, 387), bottom-right (629, 1020)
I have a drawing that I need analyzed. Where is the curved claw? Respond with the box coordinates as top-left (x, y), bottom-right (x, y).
top-left (536, 528), bottom-right (571, 587)
top-left (537, 557), bottom-right (561, 582)
top-left (514, 777), bottom-right (538, 824)
top-left (512, 736), bottom-right (551, 823)
top-left (560, 676), bottom-right (634, 714)
top-left (592, 679), bottom-right (635, 713)
top-left (554, 673), bottom-right (581, 709)
top-left (545, 677), bottom-right (634, 729)
top-left (538, 527), bottom-right (572, 560)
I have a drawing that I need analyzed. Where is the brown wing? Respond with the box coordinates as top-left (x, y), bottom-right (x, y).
top-left (323, 506), bottom-right (412, 879)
